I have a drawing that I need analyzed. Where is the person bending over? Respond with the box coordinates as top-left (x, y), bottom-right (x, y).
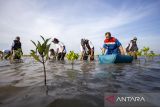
top-left (102, 32), bottom-right (125, 55)
top-left (52, 38), bottom-right (66, 61)
top-left (126, 37), bottom-right (138, 59)
top-left (80, 38), bottom-right (94, 61)
top-left (11, 36), bottom-right (23, 60)
top-left (2, 49), bottom-right (11, 60)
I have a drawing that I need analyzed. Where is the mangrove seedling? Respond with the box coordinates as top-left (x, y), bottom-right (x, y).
top-left (141, 47), bottom-right (150, 62)
top-left (142, 47), bottom-right (150, 56)
top-left (66, 51), bottom-right (79, 68)
top-left (148, 51), bottom-right (155, 56)
top-left (148, 51), bottom-right (156, 60)
top-left (136, 50), bottom-right (142, 57)
top-left (14, 49), bottom-right (23, 59)
top-left (30, 36), bottom-right (51, 86)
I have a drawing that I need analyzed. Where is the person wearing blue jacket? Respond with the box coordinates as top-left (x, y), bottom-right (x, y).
top-left (102, 32), bottom-right (125, 55)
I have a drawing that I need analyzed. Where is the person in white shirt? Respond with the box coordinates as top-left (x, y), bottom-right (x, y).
top-left (52, 38), bottom-right (66, 60)
top-left (80, 38), bottom-right (94, 61)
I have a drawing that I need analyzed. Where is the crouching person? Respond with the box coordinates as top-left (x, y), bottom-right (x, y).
top-left (0, 50), bottom-right (3, 60)
top-left (126, 37), bottom-right (138, 59)
top-left (52, 38), bottom-right (66, 61)
top-left (11, 36), bottom-right (23, 60)
top-left (80, 38), bottom-right (94, 61)
top-left (2, 50), bottom-right (12, 60)
top-left (49, 49), bottom-right (56, 60)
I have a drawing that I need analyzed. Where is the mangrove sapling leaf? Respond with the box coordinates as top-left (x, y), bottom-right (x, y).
top-left (44, 44), bottom-right (51, 62)
top-left (148, 51), bottom-right (155, 57)
top-left (136, 51), bottom-right (142, 56)
top-left (37, 41), bottom-right (44, 56)
top-left (141, 47), bottom-right (150, 62)
top-left (40, 35), bottom-right (45, 41)
top-left (142, 47), bottom-right (150, 56)
top-left (66, 51), bottom-right (79, 68)
top-left (147, 51), bottom-right (156, 60)
top-left (31, 40), bottom-right (37, 47)
top-left (44, 44), bottom-right (50, 56)
top-left (14, 49), bottom-right (23, 59)
top-left (30, 36), bottom-right (51, 86)
top-left (44, 39), bottom-right (50, 46)
top-left (30, 51), bottom-right (41, 62)
top-left (137, 47), bottom-right (158, 63)
top-left (31, 40), bottom-right (38, 55)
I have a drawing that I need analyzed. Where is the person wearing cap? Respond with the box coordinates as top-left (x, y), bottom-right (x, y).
top-left (126, 37), bottom-right (138, 59)
top-left (102, 32), bottom-right (125, 55)
top-left (52, 38), bottom-right (66, 60)
top-left (11, 36), bottom-right (23, 59)
top-left (80, 38), bottom-right (94, 61)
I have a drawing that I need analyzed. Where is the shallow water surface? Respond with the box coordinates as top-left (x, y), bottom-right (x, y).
top-left (0, 57), bottom-right (160, 107)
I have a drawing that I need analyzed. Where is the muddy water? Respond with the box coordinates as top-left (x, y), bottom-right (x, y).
top-left (0, 57), bottom-right (160, 107)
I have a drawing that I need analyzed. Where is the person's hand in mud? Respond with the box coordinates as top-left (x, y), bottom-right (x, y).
top-left (80, 51), bottom-right (85, 61)
top-left (90, 55), bottom-right (94, 61)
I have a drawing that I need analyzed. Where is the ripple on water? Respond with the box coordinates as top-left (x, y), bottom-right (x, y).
top-left (0, 57), bottom-right (160, 107)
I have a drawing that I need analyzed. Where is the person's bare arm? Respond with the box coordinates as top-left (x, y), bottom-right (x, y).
top-left (80, 51), bottom-right (85, 60)
top-left (119, 46), bottom-right (125, 55)
top-left (102, 48), bottom-right (106, 55)
top-left (90, 48), bottom-right (94, 60)
top-left (90, 48), bottom-right (94, 56)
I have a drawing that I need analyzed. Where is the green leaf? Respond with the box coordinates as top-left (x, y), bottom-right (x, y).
top-left (30, 36), bottom-right (51, 63)
top-left (44, 44), bottom-right (51, 56)
top-left (45, 38), bottom-right (51, 45)
top-left (31, 50), bottom-right (36, 54)
top-left (45, 54), bottom-right (49, 62)
top-left (31, 40), bottom-right (37, 48)
top-left (30, 51), bottom-right (41, 62)
top-left (37, 41), bottom-right (44, 55)
top-left (40, 35), bottom-right (45, 41)
top-left (66, 51), bottom-right (79, 62)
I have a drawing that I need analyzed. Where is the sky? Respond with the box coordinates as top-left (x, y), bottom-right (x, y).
top-left (0, 0), bottom-right (160, 54)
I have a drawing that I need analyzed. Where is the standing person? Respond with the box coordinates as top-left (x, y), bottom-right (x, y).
top-left (80, 38), bottom-right (94, 61)
top-left (52, 38), bottom-right (66, 60)
top-left (102, 32), bottom-right (125, 55)
top-left (11, 36), bottom-right (23, 59)
top-left (126, 37), bottom-right (138, 59)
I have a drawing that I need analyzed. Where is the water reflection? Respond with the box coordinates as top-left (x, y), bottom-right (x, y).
top-left (79, 62), bottom-right (96, 86)
top-left (0, 57), bottom-right (160, 107)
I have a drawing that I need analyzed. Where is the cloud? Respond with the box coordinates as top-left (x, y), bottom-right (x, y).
top-left (0, 0), bottom-right (159, 53)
